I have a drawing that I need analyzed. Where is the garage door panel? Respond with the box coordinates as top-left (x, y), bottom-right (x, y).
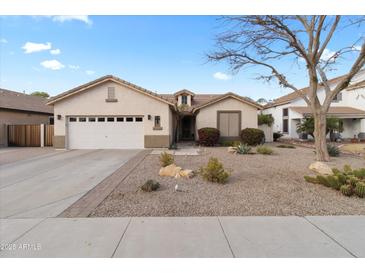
top-left (68, 116), bottom-right (144, 149)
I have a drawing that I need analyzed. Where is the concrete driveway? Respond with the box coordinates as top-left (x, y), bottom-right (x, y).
top-left (0, 149), bottom-right (141, 218)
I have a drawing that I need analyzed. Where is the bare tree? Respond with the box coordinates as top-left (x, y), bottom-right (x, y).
top-left (208, 16), bottom-right (365, 161)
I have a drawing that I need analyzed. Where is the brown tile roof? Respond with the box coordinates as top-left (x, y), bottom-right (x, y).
top-left (264, 71), bottom-right (365, 108)
top-left (290, 106), bottom-right (365, 116)
top-left (47, 75), bottom-right (175, 106)
top-left (0, 88), bottom-right (53, 114)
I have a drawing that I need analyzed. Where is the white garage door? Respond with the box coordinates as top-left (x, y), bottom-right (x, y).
top-left (67, 116), bottom-right (144, 149)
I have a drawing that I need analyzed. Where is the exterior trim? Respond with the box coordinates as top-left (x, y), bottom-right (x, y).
top-left (144, 135), bottom-right (170, 148)
top-left (217, 110), bottom-right (242, 138)
top-left (53, 135), bottom-right (65, 149)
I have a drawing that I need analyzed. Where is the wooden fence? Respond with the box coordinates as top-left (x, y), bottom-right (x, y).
top-left (7, 124), bottom-right (54, 147)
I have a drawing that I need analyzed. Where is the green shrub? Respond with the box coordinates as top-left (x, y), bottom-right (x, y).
top-left (340, 184), bottom-right (353, 197)
top-left (273, 132), bottom-right (283, 142)
top-left (256, 145), bottom-right (273, 155)
top-left (159, 152), bottom-right (174, 167)
top-left (141, 180), bottom-right (160, 192)
top-left (327, 144), bottom-right (340, 157)
top-left (304, 176), bottom-right (319, 184)
top-left (258, 114), bottom-right (274, 126)
top-left (240, 128), bottom-right (265, 146)
top-left (354, 182), bottom-right (365, 198)
top-left (198, 127), bottom-right (220, 146)
top-left (277, 144), bottom-right (296, 149)
top-left (200, 157), bottom-right (230, 184)
top-left (233, 143), bottom-right (252, 154)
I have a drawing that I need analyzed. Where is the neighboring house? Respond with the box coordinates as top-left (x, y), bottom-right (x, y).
top-left (263, 70), bottom-right (365, 140)
top-left (47, 75), bottom-right (261, 149)
top-left (0, 88), bottom-right (54, 147)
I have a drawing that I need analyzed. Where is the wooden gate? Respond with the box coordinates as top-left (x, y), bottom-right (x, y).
top-left (8, 125), bottom-right (41, 147)
top-left (44, 125), bottom-right (54, 146)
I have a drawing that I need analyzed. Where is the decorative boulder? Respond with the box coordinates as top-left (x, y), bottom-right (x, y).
top-left (159, 164), bottom-right (182, 177)
top-left (177, 169), bottom-right (194, 179)
top-left (309, 161), bottom-right (333, 175)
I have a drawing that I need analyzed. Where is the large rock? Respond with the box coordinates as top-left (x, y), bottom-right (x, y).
top-left (159, 164), bottom-right (182, 177)
top-left (177, 169), bottom-right (194, 179)
top-left (309, 161), bottom-right (333, 175)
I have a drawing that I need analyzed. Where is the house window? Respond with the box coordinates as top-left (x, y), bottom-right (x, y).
top-left (135, 117), bottom-right (143, 122)
top-left (116, 117), bottom-right (124, 122)
top-left (126, 117), bottom-right (133, 122)
top-left (181, 95), bottom-right (188, 105)
top-left (107, 117), bottom-right (115, 122)
top-left (98, 117), bottom-right (105, 122)
top-left (69, 117), bottom-right (77, 122)
top-left (79, 117), bottom-right (87, 122)
top-left (282, 108), bottom-right (289, 133)
top-left (49, 116), bottom-right (54, 125)
top-left (154, 116), bottom-right (161, 127)
top-left (88, 117), bottom-right (96, 122)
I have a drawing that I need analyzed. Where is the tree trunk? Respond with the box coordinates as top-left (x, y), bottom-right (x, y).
top-left (313, 111), bottom-right (330, 161)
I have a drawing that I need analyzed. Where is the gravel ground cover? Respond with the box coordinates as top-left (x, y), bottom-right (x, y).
top-left (90, 144), bottom-right (365, 217)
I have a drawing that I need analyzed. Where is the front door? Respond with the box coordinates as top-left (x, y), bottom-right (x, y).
top-left (181, 116), bottom-right (194, 140)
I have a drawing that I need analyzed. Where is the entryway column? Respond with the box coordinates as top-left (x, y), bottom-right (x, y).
top-left (361, 119), bottom-right (365, 132)
top-left (40, 124), bottom-right (45, 147)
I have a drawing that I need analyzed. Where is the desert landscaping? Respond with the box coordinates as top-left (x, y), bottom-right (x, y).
top-left (90, 144), bottom-right (365, 217)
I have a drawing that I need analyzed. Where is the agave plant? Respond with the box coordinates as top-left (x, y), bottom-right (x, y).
top-left (233, 143), bottom-right (252, 154)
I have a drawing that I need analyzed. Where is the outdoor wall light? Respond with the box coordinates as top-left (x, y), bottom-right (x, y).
top-left (57, 114), bottom-right (62, 120)
top-left (148, 115), bottom-right (152, 120)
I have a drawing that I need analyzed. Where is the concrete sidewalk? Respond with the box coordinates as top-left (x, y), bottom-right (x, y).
top-left (0, 216), bottom-right (364, 258)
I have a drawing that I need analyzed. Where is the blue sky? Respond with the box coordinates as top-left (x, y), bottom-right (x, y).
top-left (0, 16), bottom-right (363, 100)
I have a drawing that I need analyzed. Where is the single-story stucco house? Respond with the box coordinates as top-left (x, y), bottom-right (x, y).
top-left (47, 75), bottom-right (262, 149)
top-left (0, 88), bottom-right (54, 147)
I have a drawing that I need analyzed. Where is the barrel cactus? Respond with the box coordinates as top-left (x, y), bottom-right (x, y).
top-left (348, 176), bottom-right (359, 187)
top-left (354, 182), bottom-right (365, 198)
top-left (316, 175), bottom-right (330, 187)
top-left (340, 184), bottom-right (353, 197)
top-left (304, 176), bottom-right (319, 184)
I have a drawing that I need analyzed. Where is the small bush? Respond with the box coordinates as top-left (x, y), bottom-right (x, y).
top-left (198, 127), bottom-right (220, 146)
top-left (258, 114), bottom-right (274, 126)
top-left (277, 144), bottom-right (296, 149)
top-left (340, 184), bottom-right (353, 197)
top-left (233, 143), bottom-right (252, 154)
top-left (159, 152), bottom-right (174, 167)
top-left (273, 132), bottom-right (283, 142)
top-left (240, 128), bottom-right (265, 146)
top-left (327, 144), bottom-right (340, 157)
top-left (256, 145), bottom-right (273, 155)
top-left (141, 180), bottom-right (160, 192)
top-left (200, 157), bottom-right (230, 184)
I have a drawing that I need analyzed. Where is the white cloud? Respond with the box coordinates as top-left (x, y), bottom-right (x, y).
top-left (213, 72), bottom-right (231, 80)
top-left (320, 48), bottom-right (336, 61)
top-left (22, 42), bottom-right (51, 54)
top-left (52, 16), bottom-right (92, 25)
top-left (86, 70), bottom-right (95, 75)
top-left (50, 48), bottom-right (61, 55)
top-left (69, 65), bottom-right (80, 70)
top-left (0, 38), bottom-right (8, 43)
top-left (40, 60), bottom-right (65, 70)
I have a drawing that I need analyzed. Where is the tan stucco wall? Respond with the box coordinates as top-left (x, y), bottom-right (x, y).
top-left (195, 97), bottom-right (258, 139)
top-left (0, 109), bottom-right (51, 146)
top-left (53, 80), bottom-right (173, 148)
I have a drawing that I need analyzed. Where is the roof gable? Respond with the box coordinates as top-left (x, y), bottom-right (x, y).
top-left (47, 75), bottom-right (175, 106)
top-left (193, 92), bottom-right (262, 112)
